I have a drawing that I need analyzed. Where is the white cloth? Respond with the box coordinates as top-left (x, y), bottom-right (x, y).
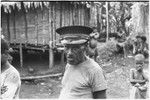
top-left (0, 64), bottom-right (21, 99)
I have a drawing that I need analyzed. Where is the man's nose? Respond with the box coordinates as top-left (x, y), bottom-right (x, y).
top-left (67, 48), bottom-right (73, 55)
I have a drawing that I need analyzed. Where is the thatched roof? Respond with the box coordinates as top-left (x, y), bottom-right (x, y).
top-left (1, 2), bottom-right (53, 13)
top-left (1, 1), bottom-right (90, 13)
top-left (1, 1), bottom-right (103, 13)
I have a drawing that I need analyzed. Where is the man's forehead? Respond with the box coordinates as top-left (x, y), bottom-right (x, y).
top-left (135, 60), bottom-right (144, 63)
top-left (65, 44), bottom-right (85, 47)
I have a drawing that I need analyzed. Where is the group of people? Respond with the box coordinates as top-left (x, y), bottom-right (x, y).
top-left (1, 25), bottom-right (149, 99)
top-left (124, 35), bottom-right (149, 58)
top-left (133, 35), bottom-right (149, 58)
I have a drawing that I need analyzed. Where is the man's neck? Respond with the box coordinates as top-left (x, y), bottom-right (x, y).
top-left (83, 55), bottom-right (87, 62)
top-left (77, 56), bottom-right (88, 65)
top-left (71, 56), bottom-right (88, 66)
top-left (137, 69), bottom-right (143, 73)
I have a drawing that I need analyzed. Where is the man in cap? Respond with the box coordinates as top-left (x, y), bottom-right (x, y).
top-left (56, 26), bottom-right (107, 99)
top-left (0, 38), bottom-right (21, 99)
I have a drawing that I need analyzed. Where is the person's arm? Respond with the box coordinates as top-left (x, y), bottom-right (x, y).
top-left (138, 71), bottom-right (149, 91)
top-left (94, 48), bottom-right (98, 62)
top-left (131, 79), bottom-right (146, 84)
top-left (93, 89), bottom-right (107, 99)
top-left (132, 43), bottom-right (137, 54)
top-left (130, 69), bottom-right (146, 84)
top-left (138, 82), bottom-right (148, 91)
top-left (1, 72), bottom-right (20, 99)
top-left (146, 43), bottom-right (149, 50)
top-left (143, 43), bottom-right (149, 51)
top-left (90, 66), bottom-right (107, 99)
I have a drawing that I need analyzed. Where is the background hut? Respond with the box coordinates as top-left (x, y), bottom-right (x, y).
top-left (1, 1), bottom-right (103, 78)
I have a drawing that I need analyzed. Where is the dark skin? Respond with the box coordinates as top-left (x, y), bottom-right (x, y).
top-left (130, 61), bottom-right (148, 84)
top-left (93, 89), bottom-right (107, 99)
top-left (1, 52), bottom-right (10, 72)
top-left (64, 43), bottom-right (87, 65)
top-left (64, 43), bottom-right (107, 99)
top-left (130, 72), bottom-right (146, 84)
top-left (1, 52), bottom-right (10, 95)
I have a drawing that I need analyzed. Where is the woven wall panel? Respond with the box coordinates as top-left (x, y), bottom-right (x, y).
top-left (2, 2), bottom-right (91, 46)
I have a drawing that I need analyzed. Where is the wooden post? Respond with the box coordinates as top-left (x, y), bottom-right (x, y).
top-left (19, 41), bottom-right (23, 68)
top-left (35, 10), bottom-right (38, 45)
top-left (42, 8), bottom-right (45, 45)
top-left (22, 2), bottom-right (28, 43)
top-left (60, 3), bottom-right (62, 27)
top-left (106, 2), bottom-right (109, 42)
top-left (13, 10), bottom-right (16, 40)
top-left (48, 3), bottom-right (54, 69)
top-left (6, 12), bottom-right (10, 41)
top-left (24, 10), bottom-right (28, 43)
top-left (53, 3), bottom-right (56, 47)
top-left (99, 7), bottom-right (102, 31)
top-left (61, 50), bottom-right (65, 65)
top-left (49, 42), bottom-right (54, 69)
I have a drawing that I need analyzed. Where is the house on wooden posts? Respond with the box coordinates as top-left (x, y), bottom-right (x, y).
top-left (1, 2), bottom-right (104, 71)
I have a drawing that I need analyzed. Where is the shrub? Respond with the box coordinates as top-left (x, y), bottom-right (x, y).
top-left (97, 39), bottom-right (118, 63)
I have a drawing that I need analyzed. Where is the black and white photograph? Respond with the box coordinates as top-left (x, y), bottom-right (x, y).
top-left (1, 0), bottom-right (149, 99)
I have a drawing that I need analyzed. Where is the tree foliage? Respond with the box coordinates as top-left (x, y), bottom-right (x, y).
top-left (126, 2), bottom-right (149, 41)
top-left (108, 2), bottom-right (132, 36)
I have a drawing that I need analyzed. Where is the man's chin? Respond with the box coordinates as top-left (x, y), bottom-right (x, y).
top-left (137, 68), bottom-right (142, 71)
top-left (67, 60), bottom-right (77, 65)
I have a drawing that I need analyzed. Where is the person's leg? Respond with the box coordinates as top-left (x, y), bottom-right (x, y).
top-left (130, 86), bottom-right (137, 99)
top-left (140, 90), bottom-right (147, 99)
top-left (143, 51), bottom-right (149, 59)
top-left (135, 88), bottom-right (141, 99)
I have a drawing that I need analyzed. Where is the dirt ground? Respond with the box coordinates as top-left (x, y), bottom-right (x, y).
top-left (20, 77), bottom-right (61, 99)
top-left (11, 44), bottom-right (149, 99)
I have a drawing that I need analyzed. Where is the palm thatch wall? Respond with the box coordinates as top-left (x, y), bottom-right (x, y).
top-left (1, 2), bottom-right (102, 49)
top-left (1, 1), bottom-right (103, 68)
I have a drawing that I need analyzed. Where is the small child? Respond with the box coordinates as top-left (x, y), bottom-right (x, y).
top-left (86, 37), bottom-right (98, 61)
top-left (129, 54), bottom-right (149, 99)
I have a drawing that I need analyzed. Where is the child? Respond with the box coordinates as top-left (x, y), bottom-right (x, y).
top-left (129, 54), bottom-right (149, 99)
top-left (86, 37), bottom-right (98, 61)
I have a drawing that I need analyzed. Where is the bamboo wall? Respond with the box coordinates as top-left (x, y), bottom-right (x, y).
top-left (1, 2), bottom-right (93, 47)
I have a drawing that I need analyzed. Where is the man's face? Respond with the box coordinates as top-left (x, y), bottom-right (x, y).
top-left (135, 60), bottom-right (144, 71)
top-left (1, 52), bottom-right (8, 67)
top-left (137, 38), bottom-right (142, 43)
top-left (64, 44), bottom-right (86, 65)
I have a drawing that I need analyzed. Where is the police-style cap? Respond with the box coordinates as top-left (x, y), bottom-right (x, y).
top-left (56, 26), bottom-right (93, 45)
